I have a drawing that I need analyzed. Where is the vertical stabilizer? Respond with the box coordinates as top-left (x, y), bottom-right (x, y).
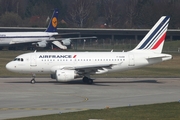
top-left (133, 16), bottom-right (170, 53)
top-left (45, 8), bottom-right (58, 32)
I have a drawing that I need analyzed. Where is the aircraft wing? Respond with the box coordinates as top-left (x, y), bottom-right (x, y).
top-left (62, 64), bottom-right (113, 70)
top-left (50, 36), bottom-right (97, 49)
top-left (50, 36), bottom-right (97, 41)
top-left (9, 39), bottom-right (42, 44)
top-left (9, 36), bottom-right (97, 49)
top-left (9, 36), bottom-right (96, 44)
top-left (51, 32), bottom-right (80, 37)
top-left (60, 63), bottom-right (122, 75)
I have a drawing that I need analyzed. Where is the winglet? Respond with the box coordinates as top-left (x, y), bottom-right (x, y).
top-left (133, 16), bottom-right (170, 53)
top-left (45, 8), bottom-right (58, 32)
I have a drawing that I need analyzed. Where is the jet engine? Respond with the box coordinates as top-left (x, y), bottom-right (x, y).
top-left (61, 38), bottom-right (71, 46)
top-left (35, 41), bottom-right (47, 47)
top-left (55, 70), bottom-right (78, 82)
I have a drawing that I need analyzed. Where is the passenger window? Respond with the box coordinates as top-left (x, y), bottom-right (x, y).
top-left (21, 58), bottom-right (23, 61)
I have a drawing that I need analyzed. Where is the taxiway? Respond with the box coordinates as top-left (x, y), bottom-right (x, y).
top-left (0, 78), bottom-right (180, 119)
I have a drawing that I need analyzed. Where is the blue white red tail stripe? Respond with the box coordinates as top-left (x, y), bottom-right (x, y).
top-left (151, 32), bottom-right (166, 49)
top-left (133, 16), bottom-right (170, 53)
top-left (138, 16), bottom-right (169, 49)
top-left (144, 22), bottom-right (168, 49)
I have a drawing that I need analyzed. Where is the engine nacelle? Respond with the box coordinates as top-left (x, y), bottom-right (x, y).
top-left (36, 41), bottom-right (47, 47)
top-left (61, 38), bottom-right (71, 46)
top-left (55, 70), bottom-right (77, 82)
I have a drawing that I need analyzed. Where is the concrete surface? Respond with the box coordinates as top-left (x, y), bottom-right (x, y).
top-left (0, 78), bottom-right (180, 119)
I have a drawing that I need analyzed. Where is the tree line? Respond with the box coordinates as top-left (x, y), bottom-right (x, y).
top-left (0, 0), bottom-right (179, 29)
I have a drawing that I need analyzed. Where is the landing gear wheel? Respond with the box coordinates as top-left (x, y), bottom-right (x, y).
top-left (31, 74), bottom-right (36, 84)
top-left (31, 79), bottom-right (36, 84)
top-left (88, 79), bottom-right (93, 84)
top-left (82, 77), bottom-right (93, 84)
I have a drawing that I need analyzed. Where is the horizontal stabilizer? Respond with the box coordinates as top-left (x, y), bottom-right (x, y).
top-left (146, 54), bottom-right (172, 60)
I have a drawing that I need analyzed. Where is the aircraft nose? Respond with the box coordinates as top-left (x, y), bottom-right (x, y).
top-left (6, 62), bottom-right (15, 72)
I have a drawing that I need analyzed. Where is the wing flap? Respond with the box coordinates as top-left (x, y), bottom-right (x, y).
top-left (52, 41), bottom-right (67, 49)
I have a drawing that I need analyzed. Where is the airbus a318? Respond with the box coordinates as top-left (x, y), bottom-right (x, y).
top-left (6, 16), bottom-right (172, 84)
top-left (0, 9), bottom-right (96, 50)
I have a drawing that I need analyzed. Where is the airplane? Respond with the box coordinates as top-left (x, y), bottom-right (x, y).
top-left (6, 16), bottom-right (172, 84)
top-left (0, 8), bottom-right (96, 50)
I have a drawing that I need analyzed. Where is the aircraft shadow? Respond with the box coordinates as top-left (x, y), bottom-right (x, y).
top-left (5, 79), bottom-right (163, 86)
top-left (5, 80), bottom-right (110, 86)
top-left (95, 79), bottom-right (162, 84)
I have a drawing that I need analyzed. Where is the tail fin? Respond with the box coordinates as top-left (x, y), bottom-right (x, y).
top-left (133, 16), bottom-right (170, 53)
top-left (45, 8), bottom-right (58, 32)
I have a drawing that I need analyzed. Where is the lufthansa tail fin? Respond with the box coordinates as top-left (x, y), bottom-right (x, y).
top-left (133, 16), bottom-right (170, 53)
top-left (45, 8), bottom-right (58, 32)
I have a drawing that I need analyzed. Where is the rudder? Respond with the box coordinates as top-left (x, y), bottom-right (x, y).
top-left (133, 16), bottom-right (170, 53)
top-left (45, 8), bottom-right (58, 32)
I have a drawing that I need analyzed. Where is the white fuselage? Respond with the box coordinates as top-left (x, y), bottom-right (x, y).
top-left (0, 32), bottom-right (58, 46)
top-left (5, 16), bottom-right (172, 83)
top-left (6, 51), bottom-right (172, 75)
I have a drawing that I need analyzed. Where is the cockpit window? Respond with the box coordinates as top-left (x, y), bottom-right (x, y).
top-left (14, 58), bottom-right (24, 62)
top-left (14, 58), bottom-right (18, 61)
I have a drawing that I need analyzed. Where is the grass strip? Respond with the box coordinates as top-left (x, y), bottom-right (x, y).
top-left (7, 102), bottom-right (180, 120)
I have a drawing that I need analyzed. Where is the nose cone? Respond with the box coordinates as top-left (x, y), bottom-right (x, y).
top-left (6, 62), bottom-right (15, 72)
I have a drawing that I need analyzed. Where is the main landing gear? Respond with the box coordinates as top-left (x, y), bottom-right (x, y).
top-left (31, 74), bottom-right (36, 84)
top-left (82, 76), bottom-right (93, 84)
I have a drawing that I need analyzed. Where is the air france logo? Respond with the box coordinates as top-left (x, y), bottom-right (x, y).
top-left (52, 17), bottom-right (57, 28)
top-left (39, 55), bottom-right (72, 58)
top-left (73, 55), bottom-right (77, 58)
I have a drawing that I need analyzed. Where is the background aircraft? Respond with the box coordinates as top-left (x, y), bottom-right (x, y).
top-left (0, 9), bottom-right (96, 50)
top-left (6, 16), bottom-right (172, 84)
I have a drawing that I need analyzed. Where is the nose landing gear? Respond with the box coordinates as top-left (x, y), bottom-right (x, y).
top-left (31, 74), bottom-right (36, 84)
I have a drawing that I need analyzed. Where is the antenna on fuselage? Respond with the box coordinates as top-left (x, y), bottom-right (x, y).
top-left (34, 50), bottom-right (37, 53)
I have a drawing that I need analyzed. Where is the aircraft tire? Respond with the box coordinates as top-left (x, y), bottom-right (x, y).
top-left (31, 79), bottom-right (36, 84)
top-left (88, 79), bottom-right (93, 84)
top-left (82, 77), bottom-right (93, 84)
